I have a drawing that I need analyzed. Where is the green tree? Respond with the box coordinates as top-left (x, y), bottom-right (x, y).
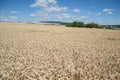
top-left (65, 23), bottom-right (73, 27)
top-left (72, 21), bottom-right (77, 27)
top-left (85, 22), bottom-right (100, 28)
top-left (76, 22), bottom-right (85, 27)
top-left (65, 21), bottom-right (85, 27)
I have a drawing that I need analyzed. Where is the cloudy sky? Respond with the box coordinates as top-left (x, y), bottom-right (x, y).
top-left (0, 0), bottom-right (120, 25)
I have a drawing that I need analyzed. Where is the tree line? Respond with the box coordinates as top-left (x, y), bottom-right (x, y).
top-left (65, 21), bottom-right (102, 28)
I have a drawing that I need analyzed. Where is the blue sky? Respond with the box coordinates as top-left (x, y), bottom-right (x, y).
top-left (0, 0), bottom-right (120, 25)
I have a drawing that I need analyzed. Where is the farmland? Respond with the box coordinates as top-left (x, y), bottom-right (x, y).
top-left (0, 22), bottom-right (120, 80)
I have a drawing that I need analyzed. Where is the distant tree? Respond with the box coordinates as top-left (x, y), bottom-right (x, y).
top-left (65, 21), bottom-right (102, 29)
top-left (65, 21), bottom-right (85, 27)
top-left (65, 23), bottom-right (73, 27)
top-left (72, 21), bottom-right (78, 27)
top-left (76, 22), bottom-right (85, 27)
top-left (85, 22), bottom-right (100, 28)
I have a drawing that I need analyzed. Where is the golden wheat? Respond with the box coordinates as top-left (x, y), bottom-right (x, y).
top-left (0, 22), bottom-right (120, 80)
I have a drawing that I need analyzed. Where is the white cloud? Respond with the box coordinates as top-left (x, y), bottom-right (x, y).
top-left (0, 14), bottom-right (18, 21)
top-left (57, 16), bottom-right (63, 20)
top-left (1, 9), bottom-right (9, 12)
top-left (88, 11), bottom-right (102, 15)
top-left (10, 10), bottom-right (20, 14)
top-left (73, 16), bottom-right (88, 21)
top-left (0, 14), bottom-right (6, 20)
top-left (62, 13), bottom-right (74, 19)
top-left (54, 13), bottom-right (74, 22)
top-left (30, 14), bottom-right (36, 17)
top-left (80, 16), bottom-right (88, 19)
top-left (30, 0), bottom-right (48, 7)
top-left (88, 12), bottom-right (92, 14)
top-left (30, 0), bottom-right (57, 8)
top-left (30, 11), bottom-right (49, 19)
top-left (74, 9), bottom-right (80, 13)
top-left (1, 10), bottom-right (20, 14)
top-left (9, 16), bottom-right (18, 20)
top-left (58, 13), bottom-right (74, 19)
top-left (102, 8), bottom-right (115, 14)
top-left (30, 0), bottom-right (67, 12)
top-left (48, 0), bottom-right (57, 4)
top-left (30, 0), bottom-right (68, 20)
top-left (30, 0), bottom-right (89, 22)
top-left (45, 6), bottom-right (67, 12)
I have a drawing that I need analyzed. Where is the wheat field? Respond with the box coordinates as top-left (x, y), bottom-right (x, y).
top-left (0, 22), bottom-right (120, 80)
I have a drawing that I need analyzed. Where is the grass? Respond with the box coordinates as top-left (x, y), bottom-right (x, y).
top-left (0, 22), bottom-right (120, 80)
